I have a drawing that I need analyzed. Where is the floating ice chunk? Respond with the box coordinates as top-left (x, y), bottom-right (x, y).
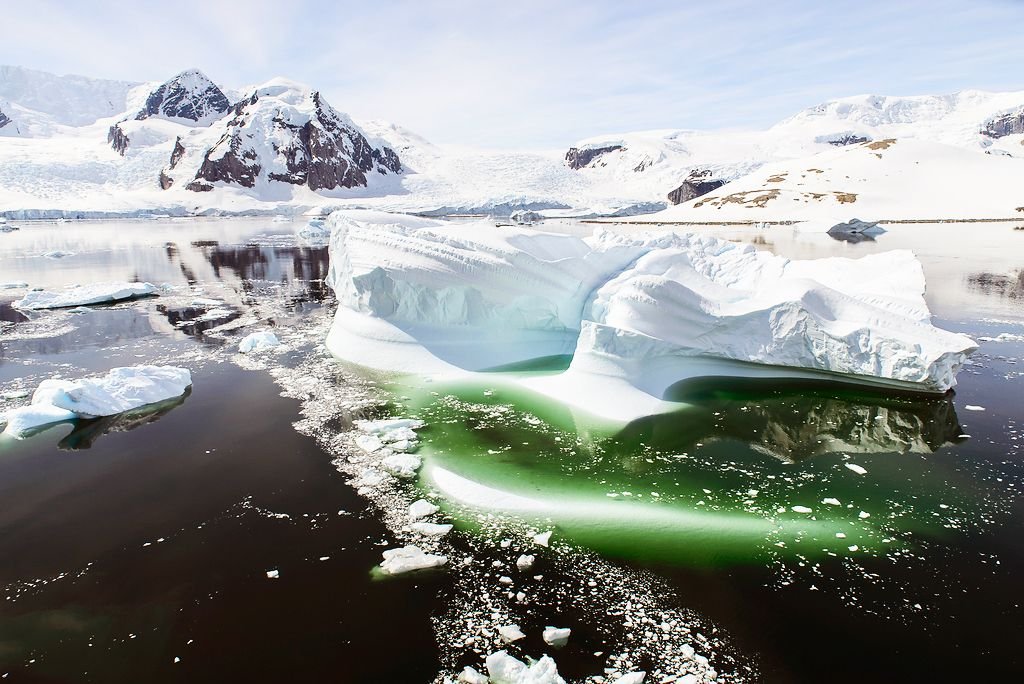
top-left (238, 331), bottom-right (281, 353)
top-left (381, 452), bottom-right (422, 478)
top-left (533, 531), bottom-right (552, 547)
top-left (791, 506), bottom-right (813, 514)
top-left (516, 554), bottom-right (536, 571)
top-left (822, 498), bottom-right (841, 506)
top-left (410, 521), bottom-right (452, 537)
top-left (42, 250), bottom-right (74, 259)
top-left (485, 651), bottom-right (566, 684)
top-left (14, 281), bottom-right (157, 309)
top-left (616, 674), bottom-right (646, 684)
top-left (355, 433), bottom-right (385, 453)
top-left (379, 545), bottom-right (447, 575)
top-left (963, 405), bottom-right (986, 412)
top-left (2, 404), bottom-right (76, 436)
top-left (355, 418), bottom-right (425, 434)
top-left (0, 282), bottom-right (28, 289)
top-left (542, 626), bottom-right (571, 648)
top-left (266, 569), bottom-right (279, 579)
top-left (498, 624), bottom-right (526, 644)
top-left (858, 511), bottom-right (871, 519)
top-left (409, 499), bottom-right (439, 520)
top-left (845, 463), bottom-right (868, 475)
top-left (1, 389), bottom-right (31, 400)
top-left (380, 426), bottom-right (420, 443)
top-left (459, 666), bottom-right (490, 684)
top-left (3, 366), bottom-right (192, 438)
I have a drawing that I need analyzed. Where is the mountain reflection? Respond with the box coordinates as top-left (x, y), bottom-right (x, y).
top-left (625, 378), bottom-right (963, 462)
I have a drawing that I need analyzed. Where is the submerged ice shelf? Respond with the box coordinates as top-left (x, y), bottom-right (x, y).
top-left (324, 211), bottom-right (976, 422)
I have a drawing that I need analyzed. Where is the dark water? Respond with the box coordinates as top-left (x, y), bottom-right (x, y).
top-left (2, 219), bottom-right (1024, 682)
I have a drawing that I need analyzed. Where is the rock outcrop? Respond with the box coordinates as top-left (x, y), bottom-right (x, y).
top-left (565, 144), bottom-right (624, 170)
top-left (981, 109), bottom-right (1024, 138)
top-left (187, 84), bottom-right (401, 193)
top-left (0, 106), bottom-right (11, 130)
top-left (820, 133), bottom-right (872, 146)
top-left (136, 70), bottom-right (231, 125)
top-left (107, 123), bottom-right (129, 156)
top-left (667, 169), bottom-right (725, 205)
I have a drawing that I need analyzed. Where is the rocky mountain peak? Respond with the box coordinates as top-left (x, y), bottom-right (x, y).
top-left (136, 69), bottom-right (231, 125)
top-left (185, 82), bottom-right (401, 193)
top-left (982, 108), bottom-right (1024, 138)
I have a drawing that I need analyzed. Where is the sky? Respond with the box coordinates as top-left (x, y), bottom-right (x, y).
top-left (2, 0), bottom-right (1023, 148)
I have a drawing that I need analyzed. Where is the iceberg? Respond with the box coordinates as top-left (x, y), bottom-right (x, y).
top-left (13, 281), bottom-right (157, 310)
top-left (379, 545), bottom-right (448, 575)
top-left (324, 212), bottom-right (976, 422)
top-left (238, 330), bottom-right (281, 353)
top-left (2, 366), bottom-right (192, 438)
top-left (484, 651), bottom-right (566, 684)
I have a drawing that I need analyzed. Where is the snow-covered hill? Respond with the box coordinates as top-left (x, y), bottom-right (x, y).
top-left (1, 64), bottom-right (1023, 219)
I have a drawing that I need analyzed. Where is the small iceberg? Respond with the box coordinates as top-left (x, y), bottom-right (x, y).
top-left (238, 330), bottom-right (281, 353)
top-left (14, 281), bottom-right (157, 310)
top-left (2, 365), bottom-right (192, 438)
top-left (379, 545), bottom-right (447, 575)
top-left (485, 651), bottom-right (566, 684)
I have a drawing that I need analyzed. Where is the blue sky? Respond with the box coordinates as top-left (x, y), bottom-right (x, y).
top-left (3, 0), bottom-right (1023, 147)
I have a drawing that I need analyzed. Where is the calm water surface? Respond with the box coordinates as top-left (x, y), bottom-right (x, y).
top-left (0, 218), bottom-right (1022, 682)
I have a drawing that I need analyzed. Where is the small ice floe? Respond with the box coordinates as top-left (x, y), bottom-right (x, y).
top-left (379, 545), bottom-right (447, 575)
top-left (533, 530), bottom-right (553, 547)
top-left (516, 554), bottom-right (535, 571)
top-left (266, 569), bottom-right (280, 579)
top-left (0, 282), bottom-right (28, 289)
top-left (14, 281), bottom-right (158, 310)
top-left (408, 499), bottom-right (439, 520)
top-left (822, 498), bottom-right (841, 506)
top-left (497, 624), bottom-right (526, 644)
top-left (355, 417), bottom-right (425, 435)
top-left (485, 651), bottom-right (566, 684)
top-left (355, 433), bottom-right (385, 453)
top-left (964, 405), bottom-right (986, 412)
top-left (459, 666), bottom-right (490, 684)
top-left (845, 463), bottom-right (868, 475)
top-left (791, 506), bottom-right (813, 514)
top-left (238, 331), bottom-right (281, 354)
top-left (542, 626), bottom-right (571, 648)
top-left (410, 522), bottom-right (452, 537)
top-left (2, 365), bottom-right (192, 438)
top-left (42, 250), bottom-right (74, 259)
top-left (617, 673), bottom-right (647, 684)
top-left (1, 389), bottom-right (31, 400)
top-left (381, 452), bottom-right (422, 478)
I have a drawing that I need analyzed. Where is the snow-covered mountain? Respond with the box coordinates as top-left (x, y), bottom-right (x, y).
top-left (0, 64), bottom-right (1022, 220)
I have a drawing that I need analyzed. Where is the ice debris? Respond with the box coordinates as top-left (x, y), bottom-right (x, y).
top-left (485, 651), bottom-right (566, 684)
top-left (409, 499), bottom-right (440, 520)
top-left (238, 330), bottom-right (281, 353)
top-left (379, 545), bottom-right (448, 575)
top-left (13, 281), bottom-right (157, 309)
top-left (542, 626), bottom-right (571, 648)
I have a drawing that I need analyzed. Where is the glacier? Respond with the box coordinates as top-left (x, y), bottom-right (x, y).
top-left (324, 212), bottom-right (976, 422)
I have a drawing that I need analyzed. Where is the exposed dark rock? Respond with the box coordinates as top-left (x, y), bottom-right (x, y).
top-left (190, 88), bottom-right (401, 193)
top-left (667, 169), bottom-right (726, 205)
top-left (981, 109), bottom-right (1024, 138)
top-left (823, 133), bottom-right (871, 146)
top-left (159, 169), bottom-right (174, 190)
top-left (136, 70), bottom-right (231, 123)
top-left (0, 107), bottom-right (11, 130)
top-left (565, 144), bottom-right (624, 170)
top-left (168, 136), bottom-right (185, 169)
top-left (107, 123), bottom-right (129, 156)
top-left (185, 180), bottom-right (215, 192)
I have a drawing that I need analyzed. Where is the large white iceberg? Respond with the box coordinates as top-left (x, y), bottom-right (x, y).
top-left (324, 212), bottom-right (976, 422)
top-left (13, 281), bottom-right (157, 309)
top-left (2, 366), bottom-right (192, 438)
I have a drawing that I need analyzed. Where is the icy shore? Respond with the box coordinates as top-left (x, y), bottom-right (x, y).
top-left (324, 212), bottom-right (976, 422)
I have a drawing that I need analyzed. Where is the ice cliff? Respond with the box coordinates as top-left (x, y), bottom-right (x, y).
top-left (325, 212), bottom-right (976, 421)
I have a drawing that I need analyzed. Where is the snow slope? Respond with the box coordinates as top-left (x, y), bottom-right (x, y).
top-left (627, 138), bottom-right (1024, 224)
top-left (324, 212), bottom-right (975, 422)
top-left (1, 63), bottom-right (1023, 218)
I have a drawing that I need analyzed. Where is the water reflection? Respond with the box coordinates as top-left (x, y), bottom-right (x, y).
top-left (967, 269), bottom-right (1024, 299)
top-left (56, 392), bottom-right (190, 450)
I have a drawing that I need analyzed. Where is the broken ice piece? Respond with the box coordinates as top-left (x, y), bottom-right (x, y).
top-left (381, 452), bottom-right (422, 478)
top-left (409, 499), bottom-right (439, 520)
top-left (542, 626), bottom-right (571, 648)
top-left (516, 554), bottom-right (535, 571)
top-left (410, 522), bottom-right (453, 537)
top-left (266, 569), bottom-right (280, 579)
top-left (498, 624), bottom-right (526, 643)
top-left (845, 463), bottom-right (867, 475)
top-left (533, 530), bottom-right (553, 547)
top-left (458, 666), bottom-right (489, 684)
top-left (379, 545), bottom-right (447, 575)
